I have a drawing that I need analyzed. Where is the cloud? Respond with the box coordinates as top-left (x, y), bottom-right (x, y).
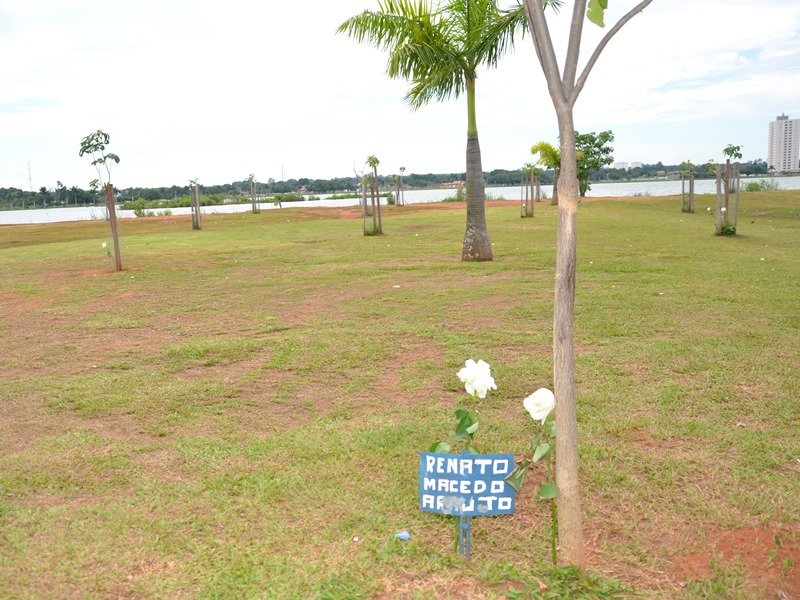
top-left (1, 0), bottom-right (799, 189)
top-left (0, 98), bottom-right (58, 114)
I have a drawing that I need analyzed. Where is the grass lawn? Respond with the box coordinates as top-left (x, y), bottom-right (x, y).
top-left (1, 192), bottom-right (798, 599)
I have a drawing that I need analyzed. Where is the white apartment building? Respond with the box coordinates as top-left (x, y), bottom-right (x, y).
top-left (768, 114), bottom-right (800, 172)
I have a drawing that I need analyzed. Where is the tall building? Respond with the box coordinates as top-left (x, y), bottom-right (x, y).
top-left (768, 114), bottom-right (800, 173)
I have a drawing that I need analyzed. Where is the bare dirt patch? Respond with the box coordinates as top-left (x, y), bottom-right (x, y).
top-left (373, 572), bottom-right (497, 599)
top-left (674, 526), bottom-right (800, 598)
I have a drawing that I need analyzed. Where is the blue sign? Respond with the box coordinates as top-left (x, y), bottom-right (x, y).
top-left (419, 452), bottom-right (516, 516)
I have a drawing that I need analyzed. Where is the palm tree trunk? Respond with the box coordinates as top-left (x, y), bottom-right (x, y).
top-left (462, 75), bottom-right (492, 261)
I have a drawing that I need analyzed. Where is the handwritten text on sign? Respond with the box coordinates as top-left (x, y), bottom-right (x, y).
top-left (419, 452), bottom-right (515, 516)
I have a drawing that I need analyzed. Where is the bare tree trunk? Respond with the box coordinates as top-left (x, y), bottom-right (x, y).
top-left (105, 183), bottom-right (123, 272)
top-left (553, 111), bottom-right (584, 567)
top-left (462, 136), bottom-right (492, 260)
top-left (689, 175), bottom-right (695, 213)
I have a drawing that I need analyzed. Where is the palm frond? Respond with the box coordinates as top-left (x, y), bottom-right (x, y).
top-left (338, 0), bottom-right (541, 110)
top-left (531, 141), bottom-right (561, 169)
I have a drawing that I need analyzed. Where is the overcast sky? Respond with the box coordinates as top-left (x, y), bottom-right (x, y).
top-left (1, 0), bottom-right (799, 190)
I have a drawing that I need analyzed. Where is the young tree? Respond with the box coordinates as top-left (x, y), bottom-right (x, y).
top-left (720, 144), bottom-right (742, 235)
top-left (575, 129), bottom-right (614, 196)
top-left (522, 0), bottom-right (653, 566)
top-left (79, 130), bottom-right (122, 272)
top-left (396, 165), bottom-right (406, 206)
top-left (530, 141), bottom-right (561, 204)
top-left (680, 160), bottom-right (696, 213)
top-left (248, 174), bottom-right (260, 214)
top-left (520, 162), bottom-right (536, 217)
top-left (366, 155), bottom-right (383, 235)
top-left (339, 0), bottom-right (550, 261)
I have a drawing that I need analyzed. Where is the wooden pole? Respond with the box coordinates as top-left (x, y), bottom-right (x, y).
top-left (681, 173), bottom-right (686, 212)
top-left (373, 167), bottom-right (383, 233)
top-left (724, 159), bottom-right (731, 217)
top-left (715, 164), bottom-right (723, 235)
top-left (251, 180), bottom-right (260, 214)
top-left (529, 173), bottom-right (534, 217)
top-left (731, 163), bottom-right (741, 231)
top-left (371, 176), bottom-right (378, 233)
top-left (191, 184), bottom-right (202, 230)
top-left (105, 183), bottom-right (122, 272)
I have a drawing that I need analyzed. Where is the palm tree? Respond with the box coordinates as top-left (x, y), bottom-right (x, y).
top-left (339, 0), bottom-right (553, 261)
top-left (530, 141), bottom-right (560, 205)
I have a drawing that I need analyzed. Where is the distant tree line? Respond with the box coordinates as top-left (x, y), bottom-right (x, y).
top-left (0, 160), bottom-right (772, 211)
top-left (600, 159), bottom-right (768, 182)
top-left (0, 184), bottom-right (98, 210)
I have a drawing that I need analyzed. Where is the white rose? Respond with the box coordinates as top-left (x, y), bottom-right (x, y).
top-left (523, 388), bottom-right (555, 423)
top-left (456, 359), bottom-right (497, 399)
top-left (102, 242), bottom-right (107, 248)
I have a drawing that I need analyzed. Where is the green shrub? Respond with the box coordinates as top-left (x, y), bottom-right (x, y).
top-left (744, 179), bottom-right (781, 192)
top-left (273, 193), bottom-right (304, 203)
top-left (363, 224), bottom-right (382, 236)
top-left (443, 187), bottom-right (465, 202)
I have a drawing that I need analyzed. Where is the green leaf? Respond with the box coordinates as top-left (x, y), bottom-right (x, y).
top-left (467, 446), bottom-right (479, 455)
top-left (454, 409), bottom-right (470, 420)
top-left (548, 420), bottom-right (556, 439)
top-left (504, 459), bottom-right (532, 492)
top-left (430, 441), bottom-right (450, 453)
top-left (465, 422), bottom-right (479, 434)
top-left (529, 432), bottom-right (543, 451)
top-left (454, 411), bottom-right (475, 440)
top-left (533, 442), bottom-right (551, 463)
top-left (538, 482), bottom-right (558, 500)
top-left (586, 0), bottom-right (608, 27)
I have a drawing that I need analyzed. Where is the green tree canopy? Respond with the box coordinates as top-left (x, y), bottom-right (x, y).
top-left (575, 130), bottom-right (614, 196)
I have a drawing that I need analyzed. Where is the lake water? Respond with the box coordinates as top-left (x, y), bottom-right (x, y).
top-left (2, 176), bottom-right (799, 226)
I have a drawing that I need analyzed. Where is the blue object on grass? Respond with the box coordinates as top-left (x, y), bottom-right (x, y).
top-left (394, 531), bottom-right (410, 540)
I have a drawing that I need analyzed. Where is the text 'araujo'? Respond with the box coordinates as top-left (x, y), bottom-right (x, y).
top-left (419, 452), bottom-right (516, 516)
